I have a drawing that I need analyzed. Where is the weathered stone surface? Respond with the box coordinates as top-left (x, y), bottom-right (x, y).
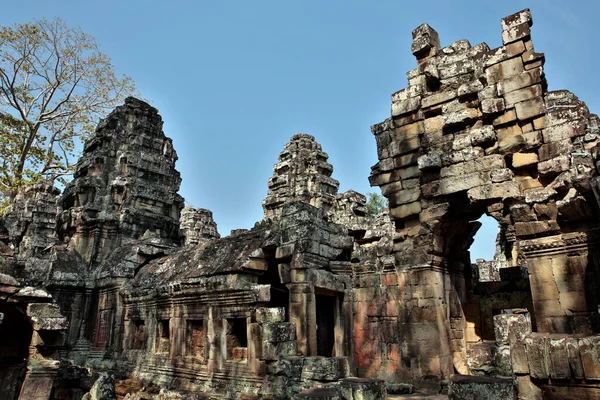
top-left (263, 134), bottom-right (339, 219)
top-left (4, 9), bottom-right (600, 400)
top-left (57, 98), bottom-right (185, 265)
top-left (180, 207), bottom-right (220, 246)
top-left (448, 375), bottom-right (516, 400)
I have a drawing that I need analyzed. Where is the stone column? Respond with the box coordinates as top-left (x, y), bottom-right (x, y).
top-left (288, 283), bottom-right (316, 356)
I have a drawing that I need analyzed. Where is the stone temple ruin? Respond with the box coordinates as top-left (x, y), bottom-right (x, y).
top-left (1, 8), bottom-right (600, 400)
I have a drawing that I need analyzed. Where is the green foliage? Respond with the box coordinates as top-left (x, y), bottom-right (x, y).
top-left (366, 192), bottom-right (387, 220)
top-left (0, 17), bottom-right (137, 202)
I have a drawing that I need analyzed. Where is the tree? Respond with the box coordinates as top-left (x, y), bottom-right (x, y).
top-left (366, 192), bottom-right (387, 220)
top-left (0, 17), bottom-right (136, 202)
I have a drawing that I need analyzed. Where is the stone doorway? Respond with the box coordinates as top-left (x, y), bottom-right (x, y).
top-left (315, 292), bottom-right (336, 357)
top-left (0, 305), bottom-right (33, 400)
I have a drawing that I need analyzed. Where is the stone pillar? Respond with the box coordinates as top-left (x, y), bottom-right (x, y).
top-left (288, 283), bottom-right (316, 356)
top-left (18, 363), bottom-right (59, 400)
top-left (520, 233), bottom-right (598, 334)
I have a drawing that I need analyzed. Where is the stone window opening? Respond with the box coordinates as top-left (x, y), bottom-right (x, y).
top-left (226, 318), bottom-right (248, 361)
top-left (258, 248), bottom-right (289, 321)
top-left (131, 319), bottom-right (147, 350)
top-left (186, 320), bottom-right (206, 359)
top-left (155, 319), bottom-right (170, 353)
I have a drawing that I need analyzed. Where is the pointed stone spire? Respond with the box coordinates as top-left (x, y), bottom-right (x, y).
top-left (262, 134), bottom-right (339, 219)
top-left (57, 97), bottom-right (184, 265)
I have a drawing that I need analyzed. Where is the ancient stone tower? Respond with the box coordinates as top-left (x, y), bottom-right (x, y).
top-left (57, 97), bottom-right (185, 265)
top-left (263, 133), bottom-right (340, 219)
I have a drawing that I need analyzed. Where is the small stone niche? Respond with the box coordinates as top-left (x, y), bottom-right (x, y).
top-left (131, 320), bottom-right (147, 350)
top-left (226, 318), bottom-right (248, 361)
top-left (155, 319), bottom-right (170, 353)
top-left (186, 320), bottom-right (206, 359)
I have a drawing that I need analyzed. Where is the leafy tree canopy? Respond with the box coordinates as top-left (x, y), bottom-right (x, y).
top-left (366, 191), bottom-right (387, 220)
top-left (0, 17), bottom-right (136, 204)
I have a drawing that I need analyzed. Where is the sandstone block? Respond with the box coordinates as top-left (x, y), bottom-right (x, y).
top-left (502, 20), bottom-right (532, 45)
top-left (394, 152), bottom-right (419, 168)
top-left (389, 186), bottom-right (421, 206)
top-left (548, 334), bottom-right (571, 379)
top-left (538, 155), bottom-right (569, 177)
top-left (539, 139), bottom-right (571, 161)
top-left (490, 168), bottom-right (514, 182)
top-left (504, 84), bottom-right (542, 106)
top-left (512, 152), bottom-right (538, 168)
top-left (515, 96), bottom-right (545, 120)
top-left (412, 23), bottom-right (441, 59)
top-left (566, 336), bottom-right (584, 379)
top-left (301, 357), bottom-right (350, 381)
top-left (497, 68), bottom-right (543, 95)
top-left (389, 201), bottom-right (421, 220)
top-left (398, 165), bottom-right (420, 179)
top-left (422, 172), bottom-right (491, 197)
top-left (254, 307), bottom-right (285, 323)
top-left (420, 202), bottom-right (450, 222)
top-left (486, 57), bottom-right (525, 84)
top-left (499, 134), bottom-right (526, 154)
top-left (522, 131), bottom-right (542, 148)
top-left (393, 121), bottom-right (424, 138)
top-left (525, 333), bottom-right (549, 379)
top-left (392, 97), bottom-right (421, 117)
top-left (368, 172), bottom-right (393, 187)
top-left (514, 220), bottom-right (559, 237)
top-left (422, 90), bottom-right (457, 109)
top-left (448, 375), bottom-right (516, 400)
top-left (470, 125), bottom-right (496, 145)
top-left (493, 109), bottom-right (518, 126)
top-left (542, 122), bottom-right (584, 143)
top-left (511, 204), bottom-right (536, 222)
top-left (389, 135), bottom-right (421, 157)
top-left (424, 115), bottom-right (443, 133)
top-left (339, 377), bottom-right (387, 400)
top-left (497, 124), bottom-right (523, 141)
top-left (261, 322), bottom-right (296, 342)
top-left (458, 80), bottom-right (484, 97)
top-left (579, 336), bottom-right (600, 380)
top-left (505, 40), bottom-right (526, 57)
top-left (482, 98), bottom-right (505, 114)
top-left (516, 375), bottom-right (541, 400)
top-left (467, 181), bottom-right (520, 202)
top-left (478, 84), bottom-right (498, 101)
top-left (296, 388), bottom-right (340, 400)
top-left (442, 108), bottom-right (480, 128)
top-left (262, 340), bottom-right (297, 360)
top-left (392, 86), bottom-right (423, 102)
top-left (417, 153), bottom-right (442, 170)
top-left (501, 9), bottom-right (533, 31)
top-left (440, 155), bottom-right (504, 178)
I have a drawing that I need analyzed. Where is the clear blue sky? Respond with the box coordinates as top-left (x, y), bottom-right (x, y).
top-left (2, 1), bottom-right (599, 260)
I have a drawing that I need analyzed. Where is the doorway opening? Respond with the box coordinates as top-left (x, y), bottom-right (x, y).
top-left (0, 305), bottom-right (33, 400)
top-left (315, 293), bottom-right (336, 357)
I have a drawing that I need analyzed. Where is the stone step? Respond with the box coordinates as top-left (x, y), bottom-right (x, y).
top-left (448, 374), bottom-right (515, 400)
top-left (338, 377), bottom-right (387, 399)
top-left (388, 395), bottom-right (447, 400)
top-left (296, 387), bottom-right (340, 400)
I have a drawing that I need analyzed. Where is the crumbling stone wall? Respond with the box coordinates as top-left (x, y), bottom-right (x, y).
top-left (2, 9), bottom-right (600, 400)
top-left (364, 7), bottom-right (600, 388)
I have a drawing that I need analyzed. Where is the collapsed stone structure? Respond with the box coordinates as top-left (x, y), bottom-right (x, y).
top-left (0, 9), bottom-right (599, 400)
